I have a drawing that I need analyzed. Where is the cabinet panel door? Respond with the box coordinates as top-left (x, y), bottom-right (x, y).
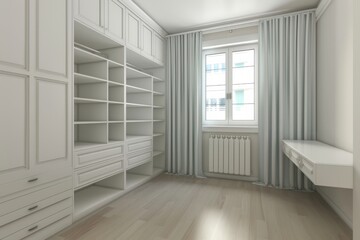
top-left (0, 0), bottom-right (27, 69)
top-left (142, 23), bottom-right (153, 57)
top-left (37, 79), bottom-right (67, 164)
top-left (153, 33), bottom-right (165, 64)
top-left (75, 0), bottom-right (103, 32)
top-left (0, 73), bottom-right (28, 174)
top-left (106, 0), bottom-right (124, 43)
top-left (37, 0), bottom-right (67, 76)
top-left (126, 11), bottom-right (141, 51)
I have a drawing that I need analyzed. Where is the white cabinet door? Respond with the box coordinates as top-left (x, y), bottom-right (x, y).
top-left (0, 73), bottom-right (29, 183)
top-left (0, 0), bottom-right (27, 69)
top-left (74, 0), bottom-right (104, 32)
top-left (37, 0), bottom-right (68, 77)
top-left (126, 10), bottom-right (141, 52)
top-left (106, 0), bottom-right (125, 43)
top-left (153, 33), bottom-right (165, 64)
top-left (141, 23), bottom-right (153, 58)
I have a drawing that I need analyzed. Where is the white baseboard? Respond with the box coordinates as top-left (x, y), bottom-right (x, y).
top-left (317, 188), bottom-right (353, 229)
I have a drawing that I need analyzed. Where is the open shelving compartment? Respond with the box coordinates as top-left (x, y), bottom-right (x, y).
top-left (152, 71), bottom-right (166, 171)
top-left (73, 21), bottom-right (127, 221)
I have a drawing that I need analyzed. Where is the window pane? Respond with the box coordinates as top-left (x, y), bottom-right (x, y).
top-left (232, 50), bottom-right (255, 68)
top-left (232, 104), bottom-right (255, 121)
top-left (232, 84), bottom-right (254, 104)
top-left (206, 85), bottom-right (226, 120)
top-left (206, 69), bottom-right (226, 86)
top-left (206, 53), bottom-right (226, 71)
top-left (233, 67), bottom-right (255, 84)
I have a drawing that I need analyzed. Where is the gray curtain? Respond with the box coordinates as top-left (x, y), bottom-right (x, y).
top-left (259, 11), bottom-right (316, 190)
top-left (166, 32), bottom-right (203, 176)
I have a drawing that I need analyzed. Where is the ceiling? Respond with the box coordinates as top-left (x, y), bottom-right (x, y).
top-left (132, 0), bottom-right (320, 34)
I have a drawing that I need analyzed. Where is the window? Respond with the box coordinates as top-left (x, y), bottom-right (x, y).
top-left (203, 45), bottom-right (258, 126)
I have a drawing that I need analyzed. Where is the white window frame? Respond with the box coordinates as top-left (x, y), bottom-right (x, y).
top-left (202, 44), bottom-right (258, 127)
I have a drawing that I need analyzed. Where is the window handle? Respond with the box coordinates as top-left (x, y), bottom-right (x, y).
top-left (226, 93), bottom-right (232, 100)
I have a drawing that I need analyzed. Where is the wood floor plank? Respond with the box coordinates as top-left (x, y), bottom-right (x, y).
top-left (50, 174), bottom-right (352, 240)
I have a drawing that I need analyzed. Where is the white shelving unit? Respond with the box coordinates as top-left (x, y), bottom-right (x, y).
top-left (72, 19), bottom-right (166, 221)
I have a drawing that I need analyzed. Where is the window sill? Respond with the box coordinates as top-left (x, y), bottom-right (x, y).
top-left (202, 125), bottom-right (259, 133)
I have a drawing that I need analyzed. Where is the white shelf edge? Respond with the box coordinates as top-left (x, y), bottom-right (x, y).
top-left (74, 97), bottom-right (108, 104)
top-left (74, 121), bottom-right (107, 125)
top-left (126, 84), bottom-right (152, 93)
top-left (74, 73), bottom-right (108, 84)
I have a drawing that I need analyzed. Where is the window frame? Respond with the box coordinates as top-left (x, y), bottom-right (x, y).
top-left (202, 44), bottom-right (258, 127)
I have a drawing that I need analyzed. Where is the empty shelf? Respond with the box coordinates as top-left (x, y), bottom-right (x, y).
top-left (108, 81), bottom-right (124, 87)
top-left (74, 73), bottom-right (107, 84)
top-left (74, 47), bottom-right (106, 64)
top-left (74, 97), bottom-right (108, 104)
top-left (126, 85), bottom-right (152, 93)
top-left (126, 103), bottom-right (152, 108)
top-left (126, 66), bottom-right (151, 79)
top-left (153, 151), bottom-right (164, 157)
top-left (153, 133), bottom-right (164, 137)
top-left (74, 185), bottom-right (124, 221)
top-left (74, 121), bottom-right (107, 125)
top-left (126, 135), bottom-right (152, 141)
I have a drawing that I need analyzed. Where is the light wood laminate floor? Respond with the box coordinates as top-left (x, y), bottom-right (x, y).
top-left (51, 174), bottom-right (352, 240)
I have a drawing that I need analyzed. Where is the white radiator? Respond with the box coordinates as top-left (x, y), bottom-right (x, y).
top-left (209, 135), bottom-right (251, 176)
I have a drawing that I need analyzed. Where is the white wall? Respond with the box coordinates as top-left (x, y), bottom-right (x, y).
top-left (316, 0), bottom-right (354, 228)
top-left (353, 0), bottom-right (360, 237)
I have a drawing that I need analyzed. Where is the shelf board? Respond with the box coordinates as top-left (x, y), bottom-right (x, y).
top-left (74, 142), bottom-right (107, 150)
top-left (153, 77), bottom-right (163, 82)
top-left (108, 100), bottom-right (124, 105)
top-left (108, 121), bottom-right (124, 124)
top-left (74, 185), bottom-right (124, 221)
top-left (126, 135), bottom-right (152, 141)
top-left (108, 60), bottom-right (124, 68)
top-left (126, 103), bottom-right (152, 108)
top-left (108, 140), bottom-right (125, 145)
top-left (74, 121), bottom-right (107, 125)
top-left (153, 120), bottom-right (165, 122)
top-left (74, 97), bottom-right (108, 104)
top-left (126, 173), bottom-right (151, 189)
top-left (126, 120), bottom-right (153, 123)
top-left (108, 81), bottom-right (124, 87)
top-left (153, 167), bottom-right (165, 176)
top-left (153, 105), bottom-right (165, 109)
top-left (153, 151), bottom-right (164, 157)
top-left (74, 46), bottom-right (106, 64)
top-left (153, 91), bottom-right (164, 95)
top-left (74, 20), bottom-right (123, 50)
top-left (153, 133), bottom-right (164, 137)
top-left (74, 73), bottom-right (107, 84)
top-left (126, 66), bottom-right (151, 79)
top-left (126, 85), bottom-right (152, 93)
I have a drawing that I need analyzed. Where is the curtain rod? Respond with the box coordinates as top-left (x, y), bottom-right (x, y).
top-left (166, 8), bottom-right (317, 38)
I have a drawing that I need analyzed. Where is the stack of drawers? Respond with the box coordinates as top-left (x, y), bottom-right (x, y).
top-left (127, 137), bottom-right (153, 169)
top-left (0, 177), bottom-right (73, 240)
top-left (74, 143), bottom-right (125, 190)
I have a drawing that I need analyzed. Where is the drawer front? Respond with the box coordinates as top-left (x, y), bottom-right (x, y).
top-left (0, 198), bottom-right (72, 239)
top-left (74, 157), bottom-right (124, 189)
top-left (75, 146), bottom-right (124, 168)
top-left (283, 144), bottom-right (315, 182)
top-left (0, 170), bottom-right (71, 199)
top-left (127, 139), bottom-right (152, 153)
top-left (128, 150), bottom-right (152, 167)
top-left (4, 209), bottom-right (72, 240)
top-left (0, 178), bottom-right (72, 226)
top-left (298, 158), bottom-right (315, 182)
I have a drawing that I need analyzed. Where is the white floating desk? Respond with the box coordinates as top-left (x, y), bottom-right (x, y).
top-left (282, 140), bottom-right (353, 189)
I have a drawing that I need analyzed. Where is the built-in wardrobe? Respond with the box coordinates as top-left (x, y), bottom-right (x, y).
top-left (0, 0), bottom-right (167, 239)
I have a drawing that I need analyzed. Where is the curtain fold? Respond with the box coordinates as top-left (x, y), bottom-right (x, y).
top-left (166, 32), bottom-right (203, 176)
top-left (259, 11), bottom-right (316, 190)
